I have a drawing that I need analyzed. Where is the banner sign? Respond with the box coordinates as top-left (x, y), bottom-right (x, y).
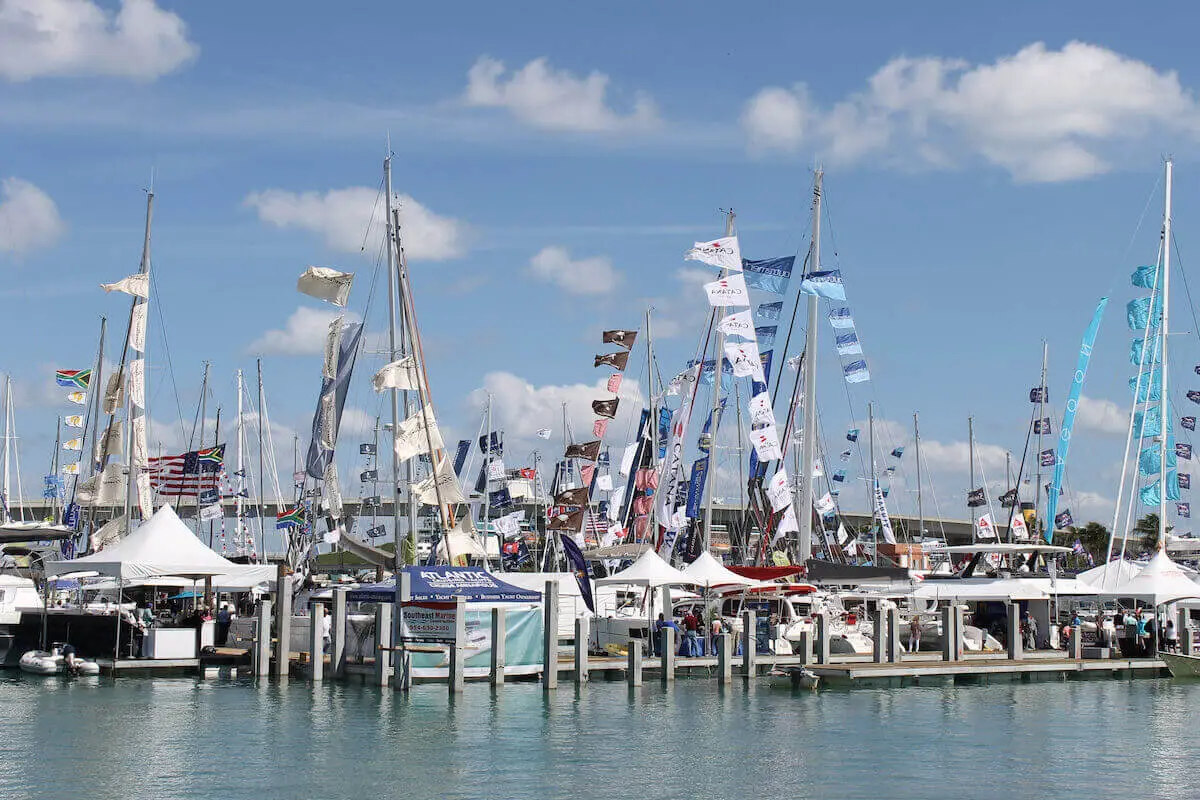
top-left (399, 600), bottom-right (459, 644)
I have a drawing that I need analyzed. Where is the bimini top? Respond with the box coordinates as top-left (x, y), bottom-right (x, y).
top-left (347, 566), bottom-right (542, 603)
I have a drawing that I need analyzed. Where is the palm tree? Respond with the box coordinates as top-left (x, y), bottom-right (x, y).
top-left (1133, 514), bottom-right (1168, 554)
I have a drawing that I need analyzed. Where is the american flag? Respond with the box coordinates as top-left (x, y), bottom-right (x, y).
top-left (148, 444), bottom-right (225, 496)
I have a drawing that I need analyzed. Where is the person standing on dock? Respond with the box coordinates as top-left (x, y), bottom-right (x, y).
top-left (908, 615), bottom-right (921, 652)
top-left (682, 609), bottom-right (700, 657)
top-left (216, 604), bottom-right (232, 647)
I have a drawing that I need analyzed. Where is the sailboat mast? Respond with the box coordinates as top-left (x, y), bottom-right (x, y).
top-left (914, 412), bottom-right (923, 543)
top-left (1033, 342), bottom-right (1047, 534)
top-left (798, 169), bottom-right (823, 564)
top-left (2, 376), bottom-right (9, 523)
top-left (868, 400), bottom-right (876, 565)
top-left (128, 188), bottom-right (153, 525)
top-left (257, 358), bottom-right (265, 560)
top-left (645, 308), bottom-right (658, 533)
top-left (194, 362), bottom-right (210, 534)
top-left (485, 394), bottom-right (494, 569)
top-left (383, 155), bottom-right (406, 565)
top-left (969, 415), bottom-right (976, 542)
top-left (1159, 158), bottom-right (1174, 550)
top-left (703, 210), bottom-right (736, 553)
top-left (236, 369), bottom-right (245, 555)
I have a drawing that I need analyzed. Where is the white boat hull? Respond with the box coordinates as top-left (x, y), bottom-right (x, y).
top-left (19, 650), bottom-right (100, 676)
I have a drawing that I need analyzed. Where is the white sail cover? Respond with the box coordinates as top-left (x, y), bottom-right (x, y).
top-left (394, 408), bottom-right (444, 462)
top-left (91, 516), bottom-right (127, 551)
top-left (100, 273), bottom-right (150, 299)
top-left (95, 421), bottom-right (123, 463)
top-left (103, 371), bottom-right (124, 415)
top-left (136, 471), bottom-right (153, 519)
top-left (414, 455), bottom-right (465, 505)
top-left (131, 415), bottom-right (147, 468)
top-left (323, 462), bottom-right (343, 519)
top-left (372, 357), bottom-right (420, 392)
top-left (298, 266), bottom-right (354, 307)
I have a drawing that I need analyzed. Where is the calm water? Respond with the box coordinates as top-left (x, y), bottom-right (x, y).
top-left (0, 673), bottom-right (1196, 800)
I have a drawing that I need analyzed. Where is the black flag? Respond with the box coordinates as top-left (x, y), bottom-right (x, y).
top-left (967, 488), bottom-right (986, 508)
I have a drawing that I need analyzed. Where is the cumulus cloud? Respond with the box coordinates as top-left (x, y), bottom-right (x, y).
top-left (527, 246), bottom-right (620, 295)
top-left (0, 0), bottom-right (198, 81)
top-left (0, 178), bottom-right (65, 254)
top-left (463, 56), bottom-right (659, 133)
top-left (1072, 490), bottom-right (1116, 524)
top-left (244, 186), bottom-right (466, 260)
top-left (468, 371), bottom-right (644, 457)
top-left (1075, 395), bottom-right (1128, 435)
top-left (248, 306), bottom-right (357, 356)
top-left (742, 41), bottom-right (1200, 181)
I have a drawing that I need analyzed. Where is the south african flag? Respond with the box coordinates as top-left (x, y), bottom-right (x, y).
top-left (276, 505), bottom-right (305, 529)
top-left (55, 369), bottom-right (91, 389)
top-left (198, 444), bottom-right (225, 469)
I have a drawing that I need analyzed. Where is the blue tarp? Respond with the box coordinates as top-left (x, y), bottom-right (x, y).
top-left (347, 566), bottom-right (542, 604)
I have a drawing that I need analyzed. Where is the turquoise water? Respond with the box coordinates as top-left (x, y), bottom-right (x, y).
top-left (0, 674), bottom-right (1195, 800)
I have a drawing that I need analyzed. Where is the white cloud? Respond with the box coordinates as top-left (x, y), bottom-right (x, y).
top-left (0, 178), bottom-right (65, 254)
top-left (244, 186), bottom-right (466, 260)
top-left (468, 371), bottom-right (644, 457)
top-left (907, 439), bottom-right (1009, 475)
top-left (1072, 491), bottom-right (1116, 524)
top-left (742, 41), bottom-right (1200, 181)
top-left (248, 306), bottom-right (356, 356)
top-left (463, 56), bottom-right (659, 134)
top-left (527, 246), bottom-right (620, 295)
top-left (0, 0), bottom-right (198, 81)
top-left (1075, 395), bottom-right (1128, 436)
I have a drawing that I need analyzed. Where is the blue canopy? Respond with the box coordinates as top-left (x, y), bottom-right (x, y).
top-left (347, 567), bottom-right (542, 604)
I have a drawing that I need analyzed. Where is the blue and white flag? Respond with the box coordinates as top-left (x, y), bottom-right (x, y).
top-left (1140, 475), bottom-right (1181, 505)
top-left (846, 428), bottom-right (860, 442)
top-left (752, 350), bottom-right (773, 396)
top-left (685, 457), bottom-right (709, 519)
top-left (1180, 473), bottom-right (1191, 490)
top-left (890, 447), bottom-right (904, 459)
top-left (1179, 502), bottom-right (1191, 519)
top-left (799, 270), bottom-right (846, 301)
top-left (757, 301), bottom-right (783, 320)
top-left (1184, 416), bottom-right (1197, 431)
top-left (843, 359), bottom-right (870, 384)
top-left (835, 331), bottom-right (862, 355)
top-left (1178, 443), bottom-right (1193, 460)
top-left (828, 307), bottom-right (855, 329)
top-left (1045, 297), bottom-right (1107, 541)
top-left (741, 256), bottom-right (795, 294)
top-left (832, 470), bottom-right (846, 483)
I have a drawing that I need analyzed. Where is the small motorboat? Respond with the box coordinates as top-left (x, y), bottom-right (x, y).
top-left (19, 644), bottom-right (100, 676)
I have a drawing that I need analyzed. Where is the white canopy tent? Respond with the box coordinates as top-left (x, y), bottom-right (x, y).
top-left (682, 552), bottom-right (756, 588)
top-left (45, 505), bottom-right (263, 582)
top-left (911, 578), bottom-right (1051, 602)
top-left (1110, 550), bottom-right (1200, 605)
top-left (1076, 559), bottom-right (1143, 590)
top-left (595, 548), bottom-right (697, 588)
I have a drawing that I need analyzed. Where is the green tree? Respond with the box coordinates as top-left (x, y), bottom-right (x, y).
top-left (1133, 513), bottom-right (1168, 554)
top-left (1053, 521), bottom-right (1109, 568)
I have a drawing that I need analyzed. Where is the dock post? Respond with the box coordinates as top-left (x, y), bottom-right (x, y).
top-left (308, 602), bottom-right (325, 682)
top-left (1180, 609), bottom-right (1194, 656)
top-left (716, 633), bottom-right (732, 685)
top-left (660, 585), bottom-right (673, 622)
top-left (797, 630), bottom-right (811, 665)
top-left (331, 588), bottom-right (347, 679)
top-left (662, 627), bottom-right (676, 683)
top-left (952, 605), bottom-right (964, 661)
top-left (374, 603), bottom-right (392, 686)
top-left (741, 610), bottom-right (756, 677)
top-left (542, 580), bottom-right (560, 690)
top-left (254, 599), bottom-right (272, 677)
top-left (627, 639), bottom-right (643, 687)
top-left (449, 597), bottom-right (466, 694)
top-left (1007, 603), bottom-right (1023, 661)
top-left (871, 602), bottom-right (886, 664)
top-left (393, 572), bottom-right (412, 692)
top-left (574, 616), bottom-right (589, 685)
top-left (272, 573), bottom-right (293, 678)
top-left (941, 605), bottom-right (955, 662)
top-left (1070, 621), bottom-right (1082, 660)
top-left (886, 606), bottom-right (901, 663)
top-left (490, 607), bottom-right (507, 687)
top-left (814, 612), bottom-right (830, 665)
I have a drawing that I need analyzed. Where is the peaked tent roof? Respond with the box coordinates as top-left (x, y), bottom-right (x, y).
top-left (1111, 550), bottom-right (1200, 605)
top-left (595, 548), bottom-right (697, 588)
top-left (46, 504), bottom-right (241, 580)
top-left (1076, 559), bottom-right (1143, 590)
top-left (682, 552), bottom-right (757, 588)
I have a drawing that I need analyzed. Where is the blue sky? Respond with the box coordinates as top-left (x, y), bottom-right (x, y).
top-left (2, 0), bottom-right (1200, 543)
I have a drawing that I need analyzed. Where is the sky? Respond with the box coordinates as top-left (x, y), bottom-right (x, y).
top-left (2, 0), bottom-right (1200, 546)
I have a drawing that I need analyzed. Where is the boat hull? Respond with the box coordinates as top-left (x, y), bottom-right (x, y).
top-left (1161, 651), bottom-right (1200, 678)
